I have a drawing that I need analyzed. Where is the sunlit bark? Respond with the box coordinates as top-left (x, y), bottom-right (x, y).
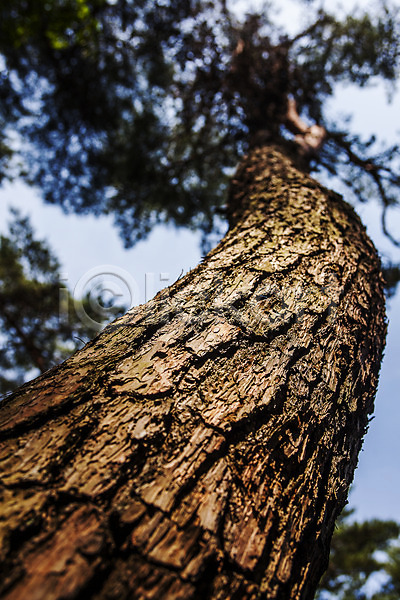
top-left (0, 145), bottom-right (386, 600)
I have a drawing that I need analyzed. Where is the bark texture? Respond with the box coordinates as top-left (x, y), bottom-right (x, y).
top-left (0, 146), bottom-right (386, 600)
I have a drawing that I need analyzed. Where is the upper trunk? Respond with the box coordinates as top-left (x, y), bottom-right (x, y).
top-left (0, 145), bottom-right (386, 600)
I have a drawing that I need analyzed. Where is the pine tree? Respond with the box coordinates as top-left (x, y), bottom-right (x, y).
top-left (317, 509), bottom-right (400, 600)
top-left (0, 1), bottom-right (399, 598)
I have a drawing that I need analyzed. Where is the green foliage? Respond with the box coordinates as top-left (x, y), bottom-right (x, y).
top-left (375, 545), bottom-right (400, 599)
top-left (1, 0), bottom-right (400, 251)
top-left (1, 0), bottom-right (100, 51)
top-left (317, 509), bottom-right (400, 600)
top-left (0, 209), bottom-right (125, 395)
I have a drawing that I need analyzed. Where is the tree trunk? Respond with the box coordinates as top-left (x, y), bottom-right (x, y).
top-left (0, 145), bottom-right (386, 600)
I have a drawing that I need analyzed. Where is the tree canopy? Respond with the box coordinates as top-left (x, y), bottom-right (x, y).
top-left (1, 0), bottom-right (400, 251)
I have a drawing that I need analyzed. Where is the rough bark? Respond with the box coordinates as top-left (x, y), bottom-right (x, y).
top-left (0, 145), bottom-right (386, 600)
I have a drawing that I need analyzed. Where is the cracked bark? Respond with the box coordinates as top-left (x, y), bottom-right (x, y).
top-left (0, 145), bottom-right (386, 600)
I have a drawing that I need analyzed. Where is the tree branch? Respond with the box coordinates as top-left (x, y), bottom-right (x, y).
top-left (282, 13), bottom-right (333, 48)
top-left (285, 97), bottom-right (327, 155)
top-left (328, 130), bottom-right (400, 246)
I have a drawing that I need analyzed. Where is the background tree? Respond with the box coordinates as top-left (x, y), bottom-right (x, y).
top-left (0, 1), bottom-right (400, 598)
top-left (317, 509), bottom-right (400, 600)
top-left (0, 209), bottom-right (125, 395)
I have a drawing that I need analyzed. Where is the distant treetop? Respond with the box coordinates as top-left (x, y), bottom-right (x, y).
top-left (1, 0), bottom-right (400, 250)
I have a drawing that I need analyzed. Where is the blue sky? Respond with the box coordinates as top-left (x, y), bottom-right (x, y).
top-left (1, 0), bottom-right (400, 524)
